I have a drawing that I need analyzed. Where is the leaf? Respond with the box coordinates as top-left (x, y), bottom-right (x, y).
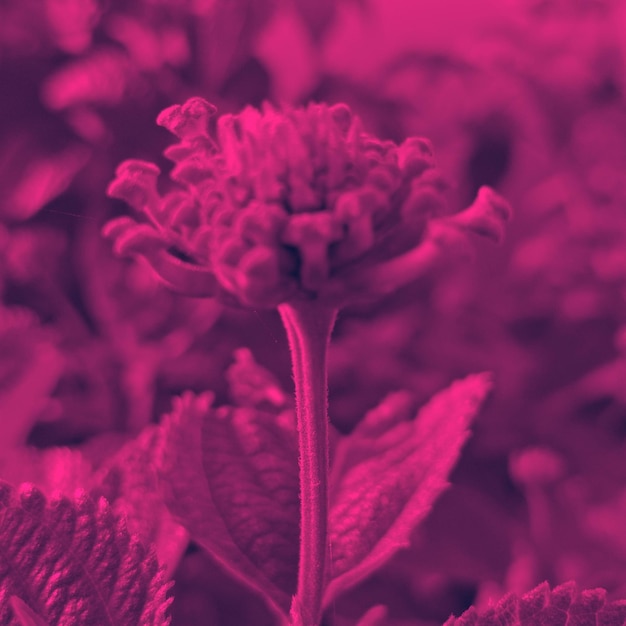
top-left (0, 481), bottom-right (173, 625)
top-left (443, 581), bottom-right (626, 626)
top-left (325, 373), bottom-right (493, 606)
top-left (156, 391), bottom-right (299, 618)
top-left (4, 147), bottom-right (90, 221)
top-left (92, 425), bottom-right (190, 581)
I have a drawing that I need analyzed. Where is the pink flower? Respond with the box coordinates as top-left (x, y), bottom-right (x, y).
top-left (105, 97), bottom-right (511, 308)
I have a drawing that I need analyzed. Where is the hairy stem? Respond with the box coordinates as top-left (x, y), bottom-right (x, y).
top-left (278, 302), bottom-right (338, 626)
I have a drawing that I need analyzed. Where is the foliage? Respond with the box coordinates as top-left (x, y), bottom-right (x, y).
top-left (1, 0), bottom-right (626, 624)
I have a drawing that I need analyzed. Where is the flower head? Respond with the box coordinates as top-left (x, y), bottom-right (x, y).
top-left (104, 97), bottom-right (511, 308)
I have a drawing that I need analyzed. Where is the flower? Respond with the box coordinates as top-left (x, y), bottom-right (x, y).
top-left (104, 97), bottom-right (511, 308)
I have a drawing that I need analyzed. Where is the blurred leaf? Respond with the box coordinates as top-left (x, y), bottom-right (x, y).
top-left (325, 374), bottom-right (492, 606)
top-left (0, 447), bottom-right (92, 498)
top-left (443, 581), bottom-right (626, 626)
top-left (41, 50), bottom-right (130, 110)
top-left (0, 307), bottom-right (64, 450)
top-left (0, 481), bottom-right (173, 625)
top-left (93, 425), bottom-right (190, 580)
top-left (198, 0), bottom-right (276, 90)
top-left (292, 0), bottom-right (336, 41)
top-left (1, 146), bottom-right (90, 222)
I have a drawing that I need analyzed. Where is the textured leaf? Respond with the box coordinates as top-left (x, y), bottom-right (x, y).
top-left (443, 581), bottom-right (626, 626)
top-left (0, 481), bottom-right (173, 625)
top-left (156, 391), bottom-right (299, 618)
top-left (325, 373), bottom-right (493, 605)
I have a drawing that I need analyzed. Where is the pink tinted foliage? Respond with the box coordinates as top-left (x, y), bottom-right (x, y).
top-left (155, 350), bottom-right (491, 622)
top-left (3, 0), bottom-right (626, 624)
top-left (0, 481), bottom-right (173, 625)
top-left (326, 374), bottom-right (493, 606)
top-left (444, 581), bottom-right (626, 626)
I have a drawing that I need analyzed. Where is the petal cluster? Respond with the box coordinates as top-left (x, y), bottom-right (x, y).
top-left (105, 97), bottom-right (511, 308)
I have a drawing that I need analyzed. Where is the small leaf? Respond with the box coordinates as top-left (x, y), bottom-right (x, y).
top-left (156, 391), bottom-right (299, 618)
top-left (443, 581), bottom-right (626, 626)
top-left (325, 373), bottom-right (493, 606)
top-left (0, 481), bottom-right (173, 625)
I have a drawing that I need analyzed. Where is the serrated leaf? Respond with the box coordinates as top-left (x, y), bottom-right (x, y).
top-left (156, 391), bottom-right (299, 618)
top-left (0, 481), bottom-right (173, 625)
top-left (325, 373), bottom-right (493, 606)
top-left (443, 581), bottom-right (626, 626)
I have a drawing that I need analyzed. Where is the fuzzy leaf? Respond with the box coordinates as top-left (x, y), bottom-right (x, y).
top-left (156, 391), bottom-right (299, 618)
top-left (0, 481), bottom-right (173, 625)
top-left (325, 373), bottom-right (492, 606)
top-left (443, 581), bottom-right (626, 626)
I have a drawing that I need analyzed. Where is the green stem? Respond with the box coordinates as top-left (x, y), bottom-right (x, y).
top-left (278, 302), bottom-right (338, 626)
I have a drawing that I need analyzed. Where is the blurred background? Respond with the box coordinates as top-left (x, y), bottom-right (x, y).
top-left (1, 0), bottom-right (626, 624)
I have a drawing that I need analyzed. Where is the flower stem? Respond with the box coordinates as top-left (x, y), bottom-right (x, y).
top-left (278, 302), bottom-right (338, 626)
